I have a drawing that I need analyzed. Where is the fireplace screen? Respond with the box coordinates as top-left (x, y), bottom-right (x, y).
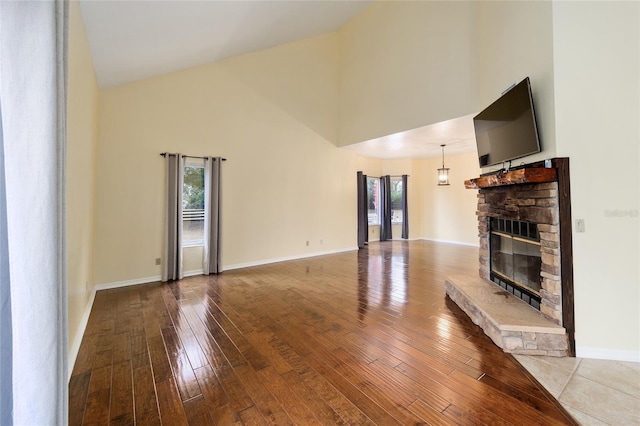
top-left (489, 218), bottom-right (542, 309)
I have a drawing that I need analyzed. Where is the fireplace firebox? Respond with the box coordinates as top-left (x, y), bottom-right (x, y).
top-left (489, 218), bottom-right (542, 310)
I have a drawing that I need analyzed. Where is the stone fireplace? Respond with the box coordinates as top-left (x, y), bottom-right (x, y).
top-left (478, 181), bottom-right (563, 323)
top-left (445, 158), bottom-right (575, 357)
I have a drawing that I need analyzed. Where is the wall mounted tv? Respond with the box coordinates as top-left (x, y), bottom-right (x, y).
top-left (473, 77), bottom-right (541, 168)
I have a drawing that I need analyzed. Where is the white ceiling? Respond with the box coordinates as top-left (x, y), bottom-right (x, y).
top-left (79, 0), bottom-right (478, 159)
top-left (344, 114), bottom-right (478, 159)
top-left (79, 0), bottom-right (372, 89)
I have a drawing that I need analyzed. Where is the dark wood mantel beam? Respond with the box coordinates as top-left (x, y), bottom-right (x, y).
top-left (465, 167), bottom-right (557, 189)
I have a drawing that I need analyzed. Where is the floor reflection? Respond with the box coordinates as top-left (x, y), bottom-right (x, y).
top-left (357, 241), bottom-right (409, 321)
top-left (356, 249), bottom-right (368, 322)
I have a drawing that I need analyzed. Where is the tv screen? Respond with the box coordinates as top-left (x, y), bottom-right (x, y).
top-left (473, 77), bottom-right (541, 168)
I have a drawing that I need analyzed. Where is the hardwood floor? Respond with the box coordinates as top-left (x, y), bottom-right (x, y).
top-left (69, 240), bottom-right (577, 425)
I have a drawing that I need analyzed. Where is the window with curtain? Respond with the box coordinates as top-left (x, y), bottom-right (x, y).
top-left (182, 159), bottom-right (205, 247)
top-left (380, 175), bottom-right (392, 241)
top-left (367, 177), bottom-right (380, 225)
top-left (390, 176), bottom-right (404, 224)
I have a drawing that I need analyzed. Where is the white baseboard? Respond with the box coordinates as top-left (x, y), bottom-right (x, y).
top-left (369, 238), bottom-right (418, 241)
top-left (91, 248), bottom-right (359, 291)
top-left (94, 275), bottom-right (162, 291)
top-left (576, 347), bottom-right (640, 363)
top-left (68, 288), bottom-right (96, 382)
top-left (421, 237), bottom-right (479, 247)
top-left (224, 247), bottom-right (359, 271)
top-left (94, 268), bottom-right (205, 291)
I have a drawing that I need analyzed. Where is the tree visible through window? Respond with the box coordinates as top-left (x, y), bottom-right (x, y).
top-left (183, 160), bottom-right (205, 246)
top-left (390, 177), bottom-right (403, 224)
top-left (367, 176), bottom-right (404, 226)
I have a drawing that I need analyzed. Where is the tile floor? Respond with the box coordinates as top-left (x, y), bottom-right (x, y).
top-left (514, 355), bottom-right (640, 425)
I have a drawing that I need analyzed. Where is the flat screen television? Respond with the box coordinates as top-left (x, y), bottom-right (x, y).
top-left (473, 77), bottom-right (541, 168)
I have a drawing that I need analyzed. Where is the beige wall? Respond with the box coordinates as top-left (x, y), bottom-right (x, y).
top-left (476, 0), bottom-right (556, 167)
top-left (338, 0), bottom-right (556, 165)
top-left (419, 152), bottom-right (480, 246)
top-left (93, 34), bottom-right (380, 285)
top-left (67, 0), bottom-right (99, 357)
top-left (552, 1), bottom-right (639, 359)
top-left (338, 1), bottom-right (479, 146)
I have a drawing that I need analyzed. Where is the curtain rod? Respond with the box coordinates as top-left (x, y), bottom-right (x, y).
top-left (160, 152), bottom-right (227, 161)
top-left (367, 175), bottom-right (410, 178)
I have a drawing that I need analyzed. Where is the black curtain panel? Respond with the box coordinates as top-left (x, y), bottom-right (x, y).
top-left (380, 175), bottom-right (392, 241)
top-left (162, 153), bottom-right (184, 281)
top-left (204, 157), bottom-right (222, 274)
top-left (401, 174), bottom-right (409, 239)
top-left (357, 171), bottom-right (368, 248)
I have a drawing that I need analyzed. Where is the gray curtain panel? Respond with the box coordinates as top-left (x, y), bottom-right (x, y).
top-left (357, 171), bottom-right (368, 248)
top-left (203, 157), bottom-right (222, 274)
top-left (380, 175), bottom-right (392, 241)
top-left (162, 154), bottom-right (184, 281)
top-left (0, 0), bottom-right (69, 423)
top-left (401, 174), bottom-right (409, 239)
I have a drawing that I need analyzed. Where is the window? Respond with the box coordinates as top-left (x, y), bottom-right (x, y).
top-left (183, 159), bottom-right (205, 246)
top-left (367, 177), bottom-right (380, 225)
top-left (390, 177), bottom-right (403, 224)
top-left (367, 176), bottom-right (404, 226)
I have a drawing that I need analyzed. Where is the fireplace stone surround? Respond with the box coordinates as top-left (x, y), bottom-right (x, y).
top-left (479, 181), bottom-right (562, 320)
top-left (445, 158), bottom-right (575, 357)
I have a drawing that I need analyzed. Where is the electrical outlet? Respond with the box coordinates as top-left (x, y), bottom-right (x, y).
top-left (306, 241), bottom-right (309, 246)
top-left (320, 239), bottom-right (323, 245)
top-left (155, 258), bottom-right (161, 265)
top-left (575, 219), bottom-right (585, 233)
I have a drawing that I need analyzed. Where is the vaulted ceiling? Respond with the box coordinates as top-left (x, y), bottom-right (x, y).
top-left (79, 0), bottom-right (476, 158)
top-left (80, 0), bottom-right (372, 89)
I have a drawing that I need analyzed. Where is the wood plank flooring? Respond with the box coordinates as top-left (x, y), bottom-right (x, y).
top-left (69, 240), bottom-right (577, 425)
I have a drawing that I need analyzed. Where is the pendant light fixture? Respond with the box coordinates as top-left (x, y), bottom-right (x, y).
top-left (437, 144), bottom-right (450, 186)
